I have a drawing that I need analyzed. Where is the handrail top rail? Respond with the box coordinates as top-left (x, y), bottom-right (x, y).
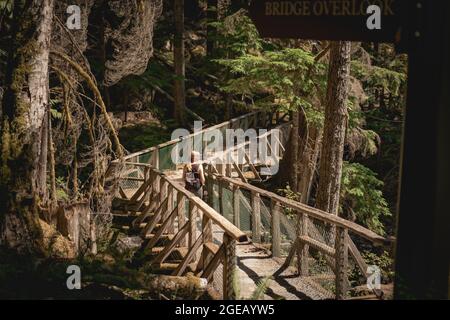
top-left (206, 122), bottom-right (291, 161)
top-left (212, 174), bottom-right (392, 246)
top-left (114, 110), bottom-right (264, 163)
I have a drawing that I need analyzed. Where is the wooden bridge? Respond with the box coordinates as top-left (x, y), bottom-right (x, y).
top-left (108, 111), bottom-right (391, 300)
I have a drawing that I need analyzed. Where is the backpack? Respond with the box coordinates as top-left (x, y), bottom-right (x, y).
top-left (185, 164), bottom-right (201, 190)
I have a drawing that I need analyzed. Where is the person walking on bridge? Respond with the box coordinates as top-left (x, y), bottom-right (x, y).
top-left (183, 151), bottom-right (206, 199)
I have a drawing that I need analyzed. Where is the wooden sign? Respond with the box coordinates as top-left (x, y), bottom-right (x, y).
top-left (249, 0), bottom-right (403, 42)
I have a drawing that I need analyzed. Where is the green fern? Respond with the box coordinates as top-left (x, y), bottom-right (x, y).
top-left (250, 276), bottom-right (272, 300)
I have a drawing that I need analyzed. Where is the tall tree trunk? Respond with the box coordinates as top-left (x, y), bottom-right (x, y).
top-left (206, 0), bottom-right (217, 57)
top-left (297, 118), bottom-right (322, 204)
top-left (290, 111), bottom-right (300, 191)
top-left (99, 1), bottom-right (110, 109)
top-left (174, 0), bottom-right (186, 125)
top-left (315, 41), bottom-right (351, 215)
top-left (0, 0), bottom-right (55, 254)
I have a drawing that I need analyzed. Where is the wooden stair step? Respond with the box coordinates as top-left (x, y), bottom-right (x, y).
top-left (146, 246), bottom-right (188, 261)
top-left (112, 210), bottom-right (140, 217)
top-left (112, 200), bottom-right (150, 212)
top-left (144, 234), bottom-right (174, 241)
top-left (116, 223), bottom-right (147, 232)
top-left (143, 234), bottom-right (175, 247)
top-left (157, 262), bottom-right (197, 273)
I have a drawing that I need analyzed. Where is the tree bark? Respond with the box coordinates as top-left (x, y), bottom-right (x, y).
top-left (290, 111), bottom-right (300, 191)
top-left (0, 0), bottom-right (54, 254)
top-left (297, 119), bottom-right (322, 204)
top-left (315, 41), bottom-right (351, 215)
top-left (206, 0), bottom-right (217, 57)
top-left (274, 111), bottom-right (299, 191)
top-left (174, 0), bottom-right (186, 125)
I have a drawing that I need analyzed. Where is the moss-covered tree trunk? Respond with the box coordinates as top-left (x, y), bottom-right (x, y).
top-left (315, 41), bottom-right (351, 215)
top-left (0, 0), bottom-right (54, 254)
top-left (174, 0), bottom-right (186, 125)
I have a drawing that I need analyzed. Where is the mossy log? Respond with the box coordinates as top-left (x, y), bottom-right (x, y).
top-left (136, 273), bottom-right (208, 299)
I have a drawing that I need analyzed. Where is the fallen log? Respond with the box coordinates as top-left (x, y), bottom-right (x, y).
top-left (136, 273), bottom-right (208, 299)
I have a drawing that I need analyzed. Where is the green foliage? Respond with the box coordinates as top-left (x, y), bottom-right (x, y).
top-left (209, 10), bottom-right (263, 58)
top-left (119, 123), bottom-right (171, 154)
top-left (351, 61), bottom-right (406, 97)
top-left (362, 250), bottom-right (394, 282)
top-left (209, 10), bottom-right (326, 127)
top-left (350, 249), bottom-right (394, 286)
top-left (340, 162), bottom-right (391, 235)
top-left (55, 176), bottom-right (69, 201)
top-left (215, 48), bottom-right (326, 124)
top-left (277, 184), bottom-right (299, 219)
top-left (0, 0), bottom-right (12, 15)
top-left (125, 59), bottom-right (173, 93)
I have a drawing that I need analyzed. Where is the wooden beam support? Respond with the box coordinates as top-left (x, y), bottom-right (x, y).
top-left (251, 191), bottom-right (261, 243)
top-left (153, 222), bottom-right (190, 264)
top-left (145, 202), bottom-right (180, 251)
top-left (140, 198), bottom-right (168, 238)
top-left (298, 235), bottom-right (335, 258)
top-left (173, 233), bottom-right (203, 276)
top-left (298, 213), bottom-right (309, 276)
top-left (188, 201), bottom-right (197, 261)
top-left (233, 186), bottom-right (241, 229)
top-left (335, 227), bottom-right (349, 300)
top-left (271, 200), bottom-right (281, 258)
top-left (202, 244), bottom-right (225, 281)
top-left (223, 234), bottom-right (236, 300)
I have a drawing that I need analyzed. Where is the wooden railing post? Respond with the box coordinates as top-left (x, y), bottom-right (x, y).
top-left (335, 226), bottom-right (349, 300)
top-left (159, 178), bottom-right (167, 204)
top-left (226, 163), bottom-right (232, 177)
top-left (216, 163), bottom-right (225, 176)
top-left (188, 201), bottom-right (197, 260)
top-left (150, 149), bottom-right (159, 169)
top-left (218, 180), bottom-right (224, 216)
top-left (167, 185), bottom-right (174, 233)
top-left (145, 166), bottom-right (150, 194)
top-left (153, 173), bottom-right (161, 208)
top-left (199, 212), bottom-right (213, 271)
top-left (271, 200), bottom-right (281, 258)
top-left (297, 212), bottom-right (309, 276)
top-left (251, 191), bottom-right (261, 243)
top-left (206, 171), bottom-right (214, 207)
top-left (147, 170), bottom-right (155, 203)
top-left (261, 111), bottom-right (267, 127)
top-left (233, 186), bottom-right (240, 229)
top-left (177, 191), bottom-right (187, 247)
top-left (158, 178), bottom-right (168, 223)
top-left (223, 233), bottom-right (236, 300)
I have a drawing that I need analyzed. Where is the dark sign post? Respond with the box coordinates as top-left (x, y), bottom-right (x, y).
top-left (249, 0), bottom-right (402, 42)
top-left (249, 0), bottom-right (450, 299)
top-left (393, 2), bottom-right (450, 300)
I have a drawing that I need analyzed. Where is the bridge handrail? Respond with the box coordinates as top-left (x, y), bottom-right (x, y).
top-left (117, 160), bottom-right (247, 299)
top-left (115, 110), bottom-right (268, 163)
top-left (212, 174), bottom-right (388, 246)
top-left (125, 162), bottom-right (248, 242)
top-left (112, 109), bottom-right (392, 299)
